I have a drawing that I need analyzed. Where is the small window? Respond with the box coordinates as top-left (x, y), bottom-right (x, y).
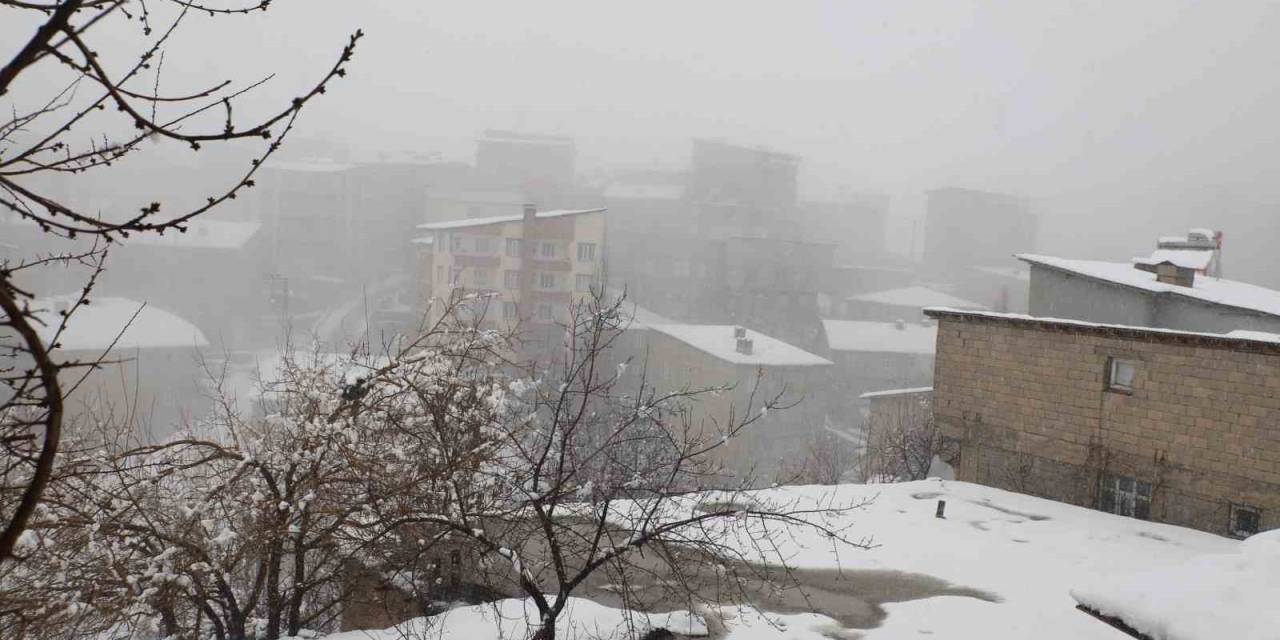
top-left (504, 270), bottom-right (520, 289)
top-left (577, 242), bottom-right (596, 262)
top-left (539, 272), bottom-right (556, 290)
top-left (474, 236), bottom-right (493, 254)
top-left (449, 267), bottom-right (463, 286)
top-left (539, 242), bottom-right (558, 259)
top-left (473, 269), bottom-right (490, 288)
top-left (450, 234), bottom-right (464, 253)
top-left (502, 301), bottom-right (517, 320)
top-left (1100, 474), bottom-right (1151, 520)
top-left (506, 238), bottom-right (522, 258)
top-left (536, 303), bottom-right (553, 321)
top-left (1107, 357), bottom-right (1136, 393)
top-left (1230, 504), bottom-right (1260, 539)
top-left (575, 273), bottom-right (592, 292)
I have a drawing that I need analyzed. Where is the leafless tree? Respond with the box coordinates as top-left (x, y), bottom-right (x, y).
top-left (781, 426), bottom-right (861, 486)
top-left (862, 394), bottom-right (953, 482)
top-left (1, 0), bottom-right (360, 566)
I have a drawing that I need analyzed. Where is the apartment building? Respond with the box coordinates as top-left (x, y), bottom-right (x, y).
top-left (419, 205), bottom-right (606, 335)
top-left (927, 307), bottom-right (1280, 538)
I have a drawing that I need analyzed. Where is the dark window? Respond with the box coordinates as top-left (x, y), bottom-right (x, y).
top-left (1230, 504), bottom-right (1261, 539)
top-left (1107, 357), bottom-right (1136, 393)
top-left (1100, 474), bottom-right (1151, 520)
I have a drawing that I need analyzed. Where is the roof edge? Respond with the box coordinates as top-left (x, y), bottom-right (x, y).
top-left (923, 307), bottom-right (1280, 353)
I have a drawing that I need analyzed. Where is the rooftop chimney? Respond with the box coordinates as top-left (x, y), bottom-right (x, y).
top-left (735, 337), bottom-right (754, 355)
top-left (1136, 261), bottom-right (1196, 287)
top-left (523, 203), bottom-right (537, 222)
top-left (733, 326), bottom-right (747, 339)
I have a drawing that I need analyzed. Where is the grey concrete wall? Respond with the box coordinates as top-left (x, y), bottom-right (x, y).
top-left (1028, 266), bottom-right (1156, 326)
top-left (1155, 296), bottom-right (1280, 334)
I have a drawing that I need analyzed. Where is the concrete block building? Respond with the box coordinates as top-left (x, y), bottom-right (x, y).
top-left (927, 308), bottom-right (1280, 538)
top-left (419, 206), bottom-right (606, 337)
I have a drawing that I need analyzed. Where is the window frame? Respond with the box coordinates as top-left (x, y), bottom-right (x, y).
top-left (575, 273), bottom-right (593, 292)
top-left (502, 301), bottom-right (518, 320)
top-left (539, 272), bottom-right (557, 290)
top-left (577, 242), bottom-right (596, 262)
top-left (1100, 473), bottom-right (1152, 520)
top-left (504, 270), bottom-right (520, 290)
top-left (506, 238), bottom-right (522, 258)
top-left (1229, 503), bottom-right (1261, 539)
top-left (1107, 357), bottom-right (1136, 394)
top-left (536, 303), bottom-right (553, 322)
top-left (539, 241), bottom-right (558, 259)
top-left (473, 268), bottom-right (490, 289)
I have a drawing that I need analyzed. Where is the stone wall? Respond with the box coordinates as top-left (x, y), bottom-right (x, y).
top-left (930, 310), bottom-right (1280, 537)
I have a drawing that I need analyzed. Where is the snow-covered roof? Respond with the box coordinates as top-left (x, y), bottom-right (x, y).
top-left (848, 285), bottom-right (984, 310)
top-left (126, 220), bottom-right (261, 250)
top-left (822, 319), bottom-right (938, 355)
top-left (925, 307), bottom-right (1280, 348)
top-left (417, 208), bottom-right (605, 231)
top-left (859, 386), bottom-right (933, 400)
top-left (1133, 248), bottom-right (1214, 271)
top-left (32, 296), bottom-right (208, 351)
top-left (644, 324), bottom-right (832, 367)
top-left (604, 183), bottom-right (685, 201)
top-left (1071, 528), bottom-right (1279, 640)
top-left (1018, 253), bottom-right (1280, 318)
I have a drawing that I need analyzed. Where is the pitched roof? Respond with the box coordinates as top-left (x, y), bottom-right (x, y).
top-left (1017, 253), bottom-right (1280, 318)
top-left (417, 208), bottom-right (605, 232)
top-left (822, 319), bottom-right (937, 355)
top-left (848, 285), bottom-right (984, 310)
top-left (32, 296), bottom-right (209, 351)
top-left (644, 324), bottom-right (832, 367)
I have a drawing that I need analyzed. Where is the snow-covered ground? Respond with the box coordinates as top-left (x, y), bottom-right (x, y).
top-left (327, 480), bottom-right (1268, 640)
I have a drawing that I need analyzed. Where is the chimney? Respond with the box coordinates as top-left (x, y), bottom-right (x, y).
top-left (523, 203), bottom-right (537, 223)
top-left (1137, 260), bottom-right (1195, 287)
top-left (735, 337), bottom-right (754, 355)
top-left (733, 326), bottom-right (747, 339)
top-left (1156, 262), bottom-right (1196, 287)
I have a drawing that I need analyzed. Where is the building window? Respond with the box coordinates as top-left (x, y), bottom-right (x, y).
top-left (506, 238), bottom-right (522, 257)
top-left (539, 272), bottom-right (557, 290)
top-left (577, 242), bottom-right (596, 262)
top-left (1100, 474), bottom-right (1151, 520)
top-left (450, 234), bottom-right (464, 253)
top-left (474, 236), bottom-right (493, 254)
top-left (1107, 357), bottom-right (1136, 393)
top-left (504, 270), bottom-right (520, 289)
top-left (539, 242), bottom-right (558, 259)
top-left (502, 301), bottom-right (517, 320)
top-left (575, 273), bottom-right (593, 292)
top-left (1230, 504), bottom-right (1261, 539)
top-left (536, 303), bottom-right (553, 322)
top-left (449, 267), bottom-right (463, 286)
top-left (473, 269), bottom-right (490, 288)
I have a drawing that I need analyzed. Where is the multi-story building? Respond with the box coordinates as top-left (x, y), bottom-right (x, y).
top-left (418, 205), bottom-right (606, 339)
top-left (475, 130), bottom-right (577, 209)
top-left (923, 187), bottom-right (1037, 273)
top-left (620, 321), bottom-right (834, 486)
top-left (927, 307), bottom-right (1280, 538)
top-left (1019, 253), bottom-right (1280, 334)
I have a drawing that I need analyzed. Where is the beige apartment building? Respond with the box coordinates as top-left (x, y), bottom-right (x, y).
top-left (927, 307), bottom-right (1280, 538)
top-left (419, 205), bottom-right (605, 334)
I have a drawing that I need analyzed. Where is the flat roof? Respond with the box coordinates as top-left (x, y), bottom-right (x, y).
top-left (1133, 248), bottom-right (1214, 271)
top-left (33, 296), bottom-right (209, 351)
top-left (644, 324), bottom-right (832, 367)
top-left (924, 307), bottom-right (1280, 353)
top-left (822, 319), bottom-right (938, 355)
top-left (859, 386), bottom-right (934, 400)
top-left (1018, 253), bottom-right (1280, 319)
top-left (417, 208), bottom-right (605, 231)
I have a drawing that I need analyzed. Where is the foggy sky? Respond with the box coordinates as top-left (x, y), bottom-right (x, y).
top-left (7, 1), bottom-right (1280, 272)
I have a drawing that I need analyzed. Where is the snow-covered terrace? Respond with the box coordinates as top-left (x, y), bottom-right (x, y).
top-left (644, 324), bottom-right (832, 367)
top-left (822, 319), bottom-right (937, 355)
top-left (924, 307), bottom-right (1280, 349)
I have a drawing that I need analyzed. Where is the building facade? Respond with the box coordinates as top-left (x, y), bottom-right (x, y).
top-left (923, 187), bottom-right (1036, 272)
top-left (928, 308), bottom-right (1280, 538)
top-left (1020, 253), bottom-right (1280, 335)
top-left (420, 206), bottom-right (606, 336)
